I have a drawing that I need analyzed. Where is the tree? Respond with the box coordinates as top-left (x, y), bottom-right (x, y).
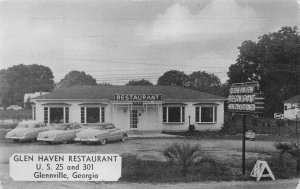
top-left (0, 64), bottom-right (54, 107)
top-left (189, 71), bottom-right (221, 95)
top-left (157, 70), bottom-right (190, 87)
top-left (56, 71), bottom-right (97, 89)
top-left (98, 82), bottom-right (112, 86)
top-left (227, 26), bottom-right (300, 114)
top-left (0, 69), bottom-right (9, 107)
top-left (126, 79), bottom-right (153, 86)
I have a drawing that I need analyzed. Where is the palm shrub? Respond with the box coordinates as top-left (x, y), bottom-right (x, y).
top-left (275, 142), bottom-right (299, 170)
top-left (163, 142), bottom-right (204, 177)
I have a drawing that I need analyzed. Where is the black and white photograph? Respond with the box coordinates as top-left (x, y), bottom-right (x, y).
top-left (0, 0), bottom-right (300, 188)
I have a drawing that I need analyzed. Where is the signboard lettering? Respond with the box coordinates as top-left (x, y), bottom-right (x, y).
top-left (10, 153), bottom-right (121, 181)
top-left (228, 82), bottom-right (264, 113)
top-left (114, 94), bottom-right (162, 101)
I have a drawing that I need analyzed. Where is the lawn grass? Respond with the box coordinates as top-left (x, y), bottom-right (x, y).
top-left (120, 151), bottom-right (299, 183)
top-left (163, 131), bottom-right (294, 142)
top-left (120, 154), bottom-right (232, 183)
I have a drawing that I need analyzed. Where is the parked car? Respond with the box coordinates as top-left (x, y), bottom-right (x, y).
top-left (5, 121), bottom-right (50, 142)
top-left (37, 123), bottom-right (84, 144)
top-left (246, 130), bottom-right (256, 141)
top-left (75, 123), bottom-right (128, 145)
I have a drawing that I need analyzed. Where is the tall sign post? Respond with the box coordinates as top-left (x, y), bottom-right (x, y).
top-left (228, 82), bottom-right (264, 175)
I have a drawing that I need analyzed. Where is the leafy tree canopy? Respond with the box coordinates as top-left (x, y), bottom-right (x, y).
top-left (0, 64), bottom-right (54, 107)
top-left (157, 70), bottom-right (226, 96)
top-left (56, 70), bottom-right (97, 89)
top-left (157, 70), bottom-right (190, 87)
top-left (126, 79), bottom-right (153, 86)
top-left (189, 71), bottom-right (222, 95)
top-left (227, 26), bottom-right (300, 113)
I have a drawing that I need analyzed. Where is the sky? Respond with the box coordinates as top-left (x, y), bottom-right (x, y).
top-left (0, 0), bottom-right (299, 84)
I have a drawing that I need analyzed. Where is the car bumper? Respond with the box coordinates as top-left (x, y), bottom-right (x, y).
top-left (37, 138), bottom-right (55, 142)
top-left (6, 136), bottom-right (27, 140)
top-left (75, 138), bottom-right (99, 142)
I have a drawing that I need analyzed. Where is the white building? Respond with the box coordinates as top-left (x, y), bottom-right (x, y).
top-left (24, 92), bottom-right (50, 106)
top-left (283, 95), bottom-right (300, 119)
top-left (32, 85), bottom-right (225, 132)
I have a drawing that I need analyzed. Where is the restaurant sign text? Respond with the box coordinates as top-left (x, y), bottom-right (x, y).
top-left (114, 94), bottom-right (162, 101)
top-left (228, 82), bottom-right (264, 113)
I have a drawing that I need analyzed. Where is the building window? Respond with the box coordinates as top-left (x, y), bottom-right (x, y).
top-left (81, 107), bottom-right (85, 123)
top-left (50, 107), bottom-right (64, 123)
top-left (101, 107), bottom-right (105, 123)
top-left (65, 107), bottom-right (69, 123)
top-left (87, 107), bottom-right (100, 123)
top-left (163, 106), bottom-right (185, 123)
top-left (80, 107), bottom-right (105, 124)
top-left (44, 107), bottom-right (70, 124)
top-left (284, 105), bottom-right (287, 110)
top-left (195, 106), bottom-right (217, 123)
top-left (33, 106), bottom-right (36, 120)
top-left (44, 107), bottom-right (48, 124)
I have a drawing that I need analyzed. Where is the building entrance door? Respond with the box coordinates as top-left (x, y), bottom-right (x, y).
top-left (130, 109), bottom-right (138, 129)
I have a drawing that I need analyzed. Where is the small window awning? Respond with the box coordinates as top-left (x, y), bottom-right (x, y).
top-left (193, 103), bottom-right (219, 106)
top-left (163, 103), bottom-right (187, 106)
top-left (42, 103), bottom-right (71, 106)
top-left (78, 103), bottom-right (107, 106)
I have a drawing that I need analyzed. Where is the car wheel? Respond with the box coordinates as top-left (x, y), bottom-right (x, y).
top-left (13, 139), bottom-right (19, 143)
top-left (121, 134), bottom-right (127, 142)
top-left (81, 141), bottom-right (87, 145)
top-left (100, 139), bottom-right (107, 145)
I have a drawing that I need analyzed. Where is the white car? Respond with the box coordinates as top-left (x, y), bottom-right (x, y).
top-left (75, 123), bottom-right (128, 145)
top-left (5, 121), bottom-right (50, 142)
top-left (37, 123), bottom-right (83, 144)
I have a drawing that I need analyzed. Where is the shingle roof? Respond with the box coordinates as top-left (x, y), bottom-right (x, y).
top-left (283, 95), bottom-right (300, 103)
top-left (33, 85), bottom-right (225, 101)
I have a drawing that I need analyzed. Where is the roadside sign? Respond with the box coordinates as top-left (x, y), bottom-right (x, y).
top-left (250, 160), bottom-right (275, 181)
top-left (228, 81), bottom-right (265, 176)
top-left (228, 82), bottom-right (264, 113)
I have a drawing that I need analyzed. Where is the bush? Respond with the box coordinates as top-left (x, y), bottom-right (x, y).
top-left (188, 124), bottom-right (195, 133)
top-left (163, 142), bottom-right (204, 176)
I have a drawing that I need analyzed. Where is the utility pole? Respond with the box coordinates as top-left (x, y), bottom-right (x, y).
top-left (242, 114), bottom-right (246, 175)
top-left (297, 115), bottom-right (299, 174)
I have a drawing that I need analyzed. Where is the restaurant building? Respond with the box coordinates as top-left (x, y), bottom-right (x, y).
top-left (33, 85), bottom-right (225, 132)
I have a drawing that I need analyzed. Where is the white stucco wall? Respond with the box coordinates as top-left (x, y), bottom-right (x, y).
top-left (34, 100), bottom-right (224, 132)
top-left (34, 100), bottom-right (112, 124)
top-left (284, 102), bottom-right (300, 119)
top-left (162, 101), bottom-right (224, 132)
top-left (113, 106), bottom-right (130, 130)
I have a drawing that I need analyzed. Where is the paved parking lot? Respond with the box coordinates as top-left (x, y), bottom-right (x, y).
top-left (0, 129), bottom-right (279, 188)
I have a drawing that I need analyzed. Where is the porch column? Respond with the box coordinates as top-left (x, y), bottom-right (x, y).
top-left (84, 107), bottom-right (87, 124)
top-left (47, 107), bottom-right (50, 124)
top-left (145, 104), bottom-right (148, 131)
top-left (63, 107), bottom-right (66, 123)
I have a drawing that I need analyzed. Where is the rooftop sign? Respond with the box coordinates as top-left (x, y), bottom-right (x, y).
top-left (228, 82), bottom-right (264, 113)
top-left (114, 94), bottom-right (162, 101)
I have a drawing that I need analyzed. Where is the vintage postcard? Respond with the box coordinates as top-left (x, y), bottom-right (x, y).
top-left (0, 0), bottom-right (300, 188)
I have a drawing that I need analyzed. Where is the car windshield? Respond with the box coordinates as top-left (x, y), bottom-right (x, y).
top-left (17, 122), bottom-right (34, 128)
top-left (53, 124), bottom-right (70, 130)
top-left (88, 125), bottom-right (105, 130)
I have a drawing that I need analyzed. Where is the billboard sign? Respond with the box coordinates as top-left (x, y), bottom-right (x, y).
top-left (228, 82), bottom-right (264, 113)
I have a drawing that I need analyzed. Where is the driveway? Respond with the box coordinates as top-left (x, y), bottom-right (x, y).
top-left (0, 129), bottom-right (280, 188)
